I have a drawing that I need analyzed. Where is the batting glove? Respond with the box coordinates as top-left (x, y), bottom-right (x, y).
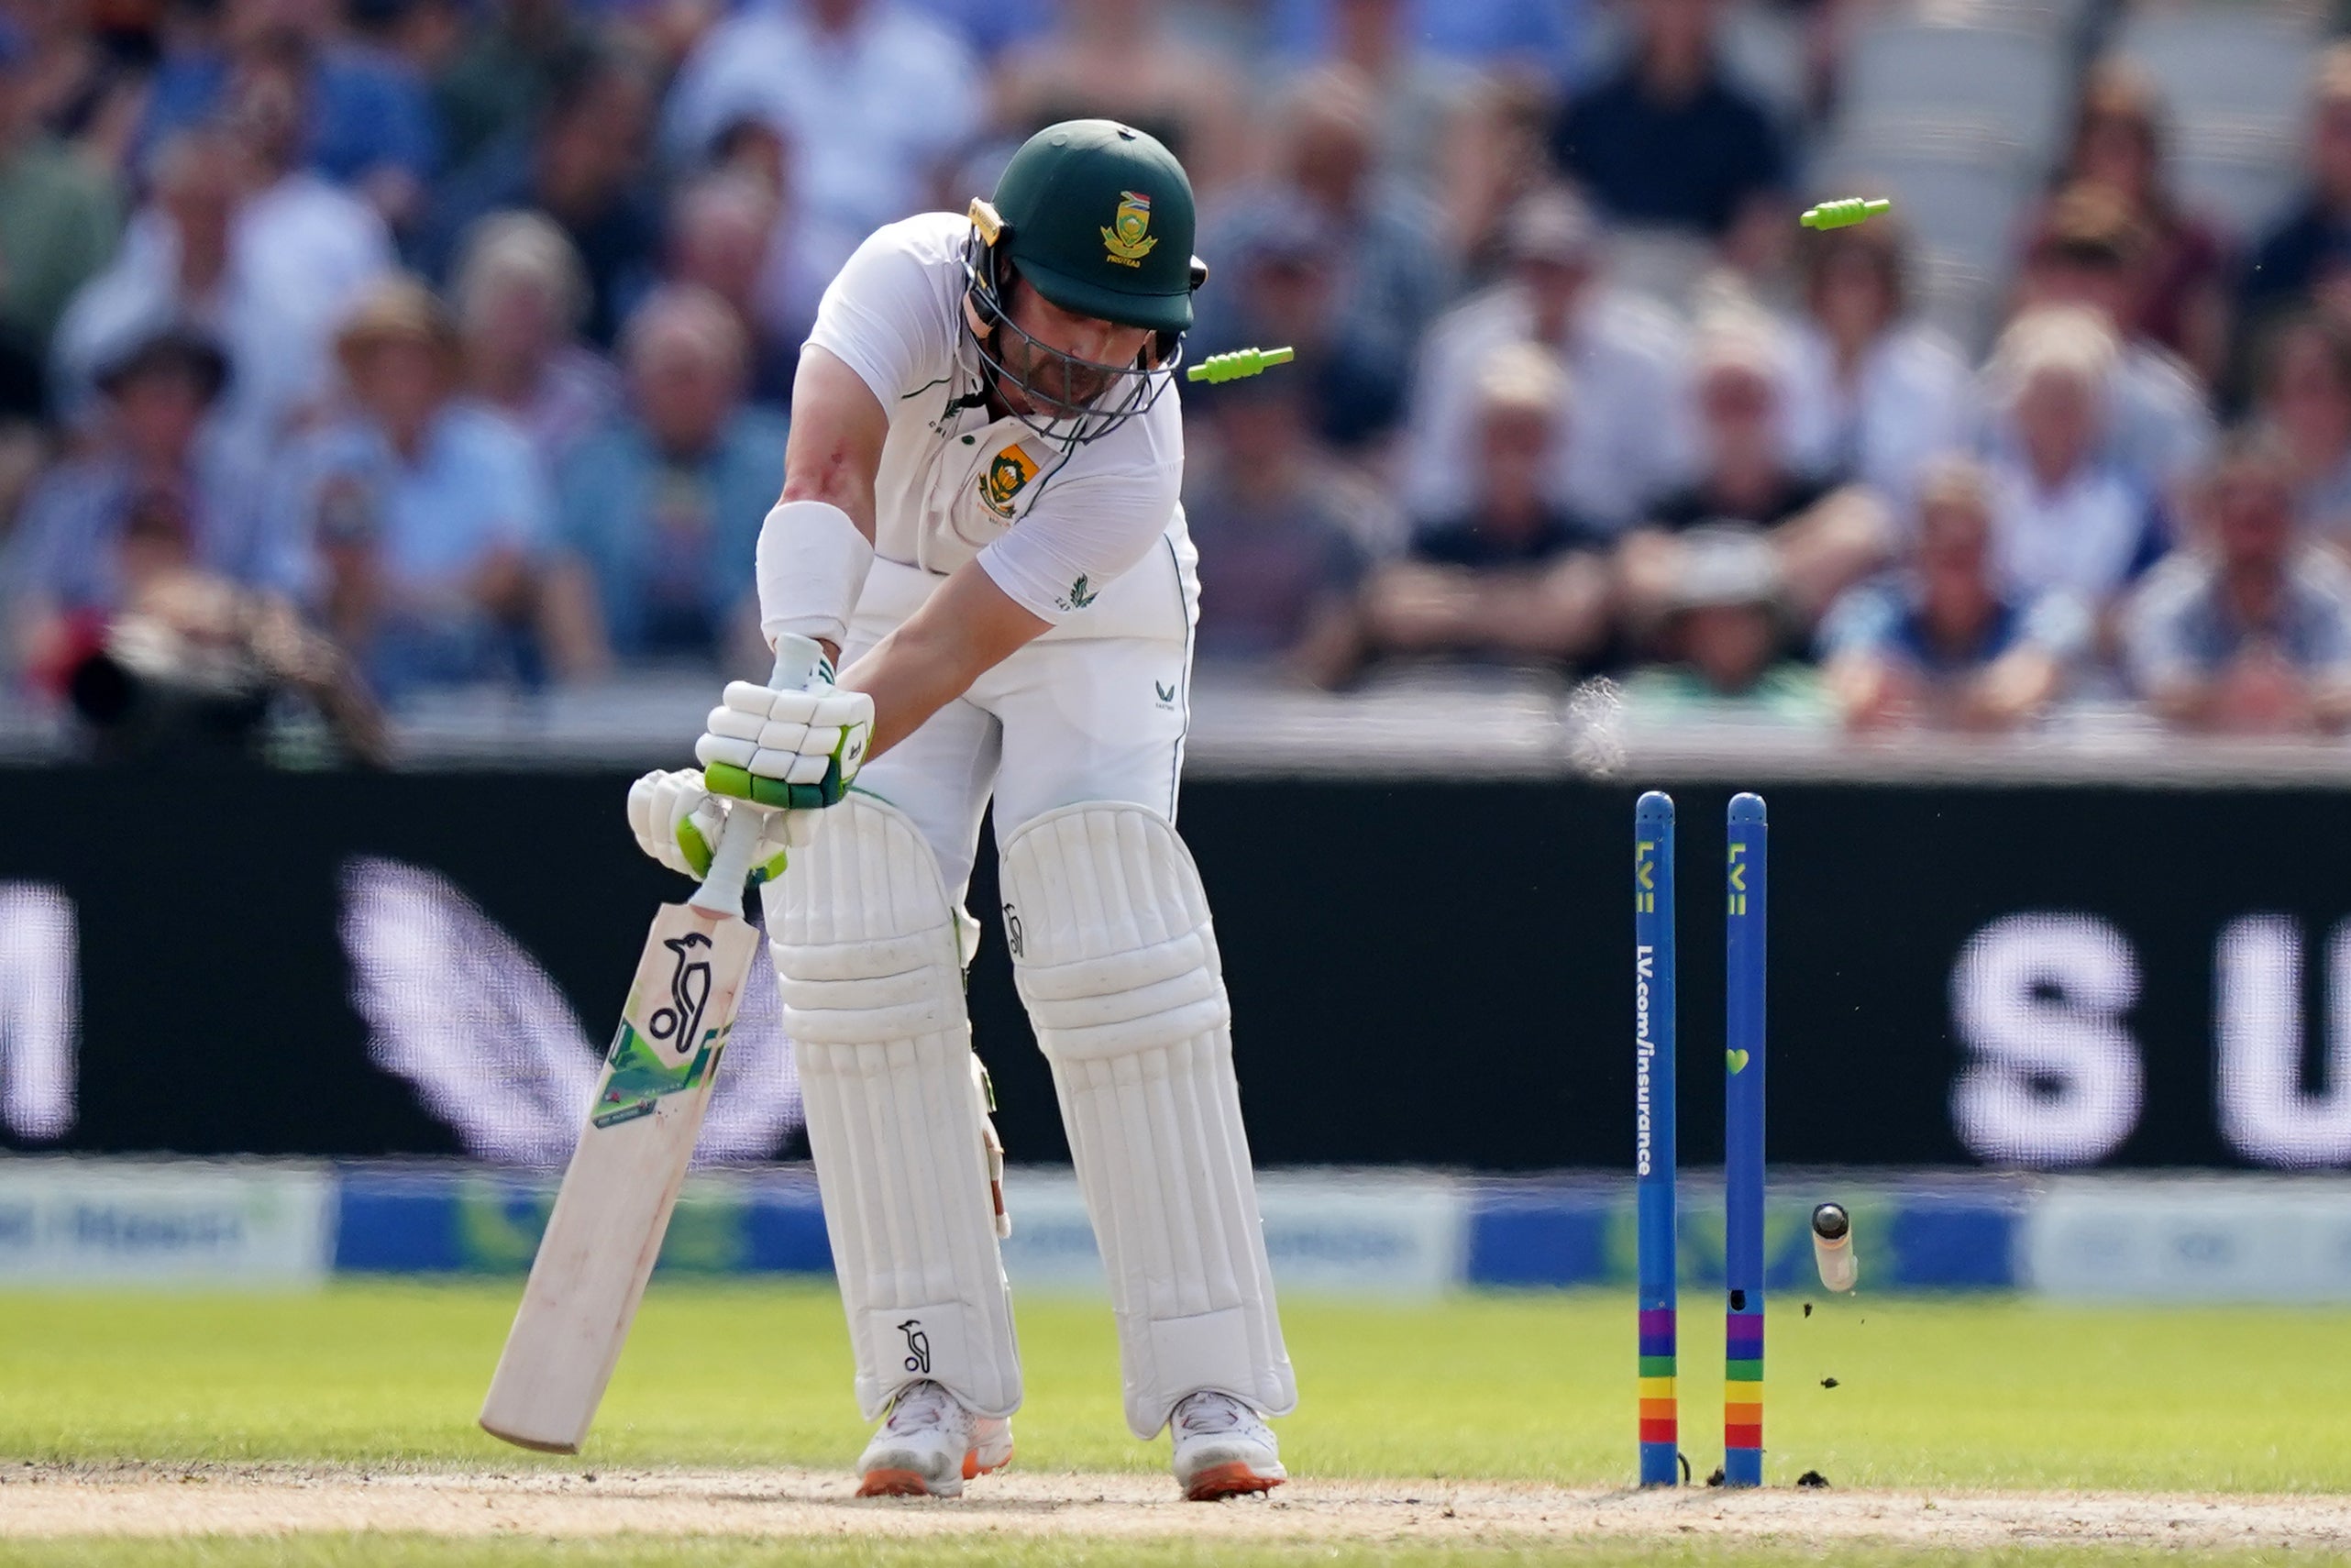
top-left (693, 660), bottom-right (872, 810)
top-left (627, 767), bottom-right (808, 885)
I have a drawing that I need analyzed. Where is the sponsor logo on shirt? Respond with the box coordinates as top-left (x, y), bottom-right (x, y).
top-left (1101, 191), bottom-right (1157, 268)
top-left (979, 444), bottom-right (1039, 517)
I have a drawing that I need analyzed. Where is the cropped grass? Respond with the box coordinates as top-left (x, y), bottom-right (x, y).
top-left (3, 1284), bottom-right (2348, 1492)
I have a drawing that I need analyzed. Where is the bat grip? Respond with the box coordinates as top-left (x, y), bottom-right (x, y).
top-left (687, 634), bottom-right (826, 917)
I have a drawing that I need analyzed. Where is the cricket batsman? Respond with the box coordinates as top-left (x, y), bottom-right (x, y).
top-left (623, 122), bottom-right (1297, 1499)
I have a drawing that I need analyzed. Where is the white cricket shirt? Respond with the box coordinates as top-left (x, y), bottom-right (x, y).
top-left (804, 212), bottom-right (1195, 641)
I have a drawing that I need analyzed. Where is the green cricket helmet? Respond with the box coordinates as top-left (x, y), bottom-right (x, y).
top-left (964, 120), bottom-right (1209, 439)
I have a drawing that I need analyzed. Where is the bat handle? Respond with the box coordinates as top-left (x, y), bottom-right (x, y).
top-left (688, 634), bottom-right (827, 917)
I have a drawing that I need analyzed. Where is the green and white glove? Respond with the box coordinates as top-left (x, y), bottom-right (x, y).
top-left (693, 656), bottom-right (872, 810)
top-left (626, 767), bottom-right (808, 885)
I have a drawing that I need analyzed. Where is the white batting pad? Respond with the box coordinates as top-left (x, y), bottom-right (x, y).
top-left (997, 802), bottom-right (1297, 1438)
top-left (765, 791), bottom-right (1020, 1420)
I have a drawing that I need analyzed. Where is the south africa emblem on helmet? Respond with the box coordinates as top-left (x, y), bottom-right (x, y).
top-left (1101, 190), bottom-right (1158, 268)
top-left (979, 444), bottom-right (1039, 517)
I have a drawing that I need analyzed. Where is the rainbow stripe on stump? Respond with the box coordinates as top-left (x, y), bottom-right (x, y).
top-left (1724, 1307), bottom-right (1762, 1483)
top-left (1639, 1306), bottom-right (1677, 1470)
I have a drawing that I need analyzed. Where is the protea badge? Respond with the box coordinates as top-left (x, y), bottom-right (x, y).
top-left (1102, 191), bottom-right (1157, 267)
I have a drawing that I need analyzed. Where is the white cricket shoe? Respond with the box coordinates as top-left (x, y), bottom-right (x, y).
top-left (1169, 1390), bottom-right (1286, 1500)
top-left (856, 1381), bottom-right (1011, 1497)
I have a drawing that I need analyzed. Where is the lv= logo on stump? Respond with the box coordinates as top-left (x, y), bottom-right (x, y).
top-left (1633, 790), bottom-right (1768, 1488)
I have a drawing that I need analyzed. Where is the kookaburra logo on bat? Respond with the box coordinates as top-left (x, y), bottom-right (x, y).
top-left (647, 933), bottom-right (715, 1059)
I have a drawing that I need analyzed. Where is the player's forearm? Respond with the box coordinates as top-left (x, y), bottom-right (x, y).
top-left (844, 564), bottom-right (1051, 760)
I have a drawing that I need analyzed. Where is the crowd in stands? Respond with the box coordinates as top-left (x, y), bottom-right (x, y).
top-left (5, 0), bottom-right (2351, 755)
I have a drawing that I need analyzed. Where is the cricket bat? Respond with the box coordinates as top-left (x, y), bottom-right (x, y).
top-left (480, 637), bottom-right (819, 1453)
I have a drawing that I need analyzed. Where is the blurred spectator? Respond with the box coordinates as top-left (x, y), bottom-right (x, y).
top-left (1620, 523), bottom-right (1829, 723)
top-left (1182, 372), bottom-right (1391, 687)
top-left (54, 122), bottom-right (390, 467)
top-left (1782, 215), bottom-right (1971, 508)
top-left (993, 0), bottom-right (1243, 194)
top-left (2125, 432), bottom-right (2351, 734)
top-left (2242, 45), bottom-right (2351, 352)
top-left (1363, 342), bottom-right (1614, 671)
top-left (543, 287), bottom-right (784, 678)
top-left (12, 0), bottom-right (146, 163)
top-left (271, 278), bottom-right (551, 696)
top-left (453, 211), bottom-right (622, 470)
top-left (431, 0), bottom-right (602, 171)
top-left (666, 172), bottom-right (797, 408)
top-left (2010, 184), bottom-right (2215, 500)
top-left (1441, 75), bottom-right (1558, 281)
top-left (138, 6), bottom-right (438, 226)
top-left (2254, 312), bottom-right (2351, 544)
top-left (420, 42), bottom-right (659, 347)
top-left (1289, 0), bottom-right (1480, 200)
top-left (1549, 0), bottom-right (1787, 262)
top-left (1620, 311), bottom-right (1890, 635)
top-left (1272, 0), bottom-right (1579, 83)
top-left (1981, 308), bottom-right (2165, 620)
top-left (664, 0), bottom-right (977, 291)
top-left (1404, 188), bottom-right (1692, 529)
top-left (5, 326), bottom-right (292, 686)
top-left (52, 499), bottom-right (388, 768)
top-left (2044, 61), bottom-right (2230, 389)
top-left (1821, 458), bottom-right (2086, 733)
top-left (0, 17), bottom-right (122, 350)
top-left (1201, 68), bottom-right (1450, 450)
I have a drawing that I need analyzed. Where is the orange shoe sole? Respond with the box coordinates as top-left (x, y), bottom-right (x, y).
top-left (856, 1469), bottom-right (943, 1498)
top-left (1183, 1463), bottom-right (1286, 1501)
top-left (964, 1443), bottom-right (1014, 1481)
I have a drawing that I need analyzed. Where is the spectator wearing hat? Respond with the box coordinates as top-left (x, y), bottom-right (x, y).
top-left (454, 210), bottom-right (623, 472)
top-left (0, 16), bottom-right (121, 352)
top-left (420, 42), bottom-right (661, 347)
top-left (1549, 0), bottom-right (1788, 259)
top-left (1619, 311), bottom-right (1891, 642)
top-left (1183, 368), bottom-right (1394, 687)
top-left (1821, 458), bottom-right (2087, 733)
top-left (2125, 432), bottom-right (2351, 734)
top-left (1978, 306), bottom-right (2165, 624)
top-left (1621, 522), bottom-right (1829, 723)
top-left (5, 326), bottom-right (290, 688)
top-left (1363, 342), bottom-right (1615, 672)
top-left (2243, 45), bottom-right (2351, 349)
top-left (2009, 182), bottom-right (2214, 501)
top-left (1780, 214), bottom-right (1973, 510)
top-left (1403, 186), bottom-right (1693, 531)
top-left (270, 277), bottom-right (551, 696)
top-left (1198, 67), bottom-right (1451, 451)
top-left (541, 287), bottom-right (786, 678)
